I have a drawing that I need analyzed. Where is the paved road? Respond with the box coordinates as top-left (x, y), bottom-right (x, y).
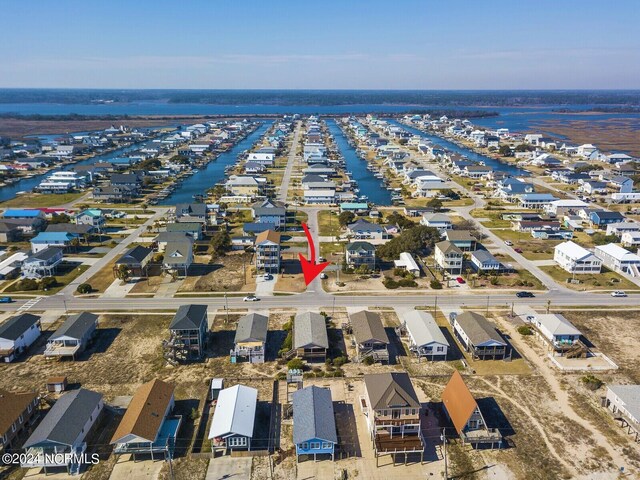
top-left (277, 121), bottom-right (301, 203)
top-left (300, 207), bottom-right (323, 294)
top-left (3, 288), bottom-right (637, 314)
top-left (59, 208), bottom-right (169, 296)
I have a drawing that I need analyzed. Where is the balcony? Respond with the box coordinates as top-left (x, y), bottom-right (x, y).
top-left (44, 341), bottom-right (80, 358)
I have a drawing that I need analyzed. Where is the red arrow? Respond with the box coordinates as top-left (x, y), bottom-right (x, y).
top-left (299, 222), bottom-right (330, 286)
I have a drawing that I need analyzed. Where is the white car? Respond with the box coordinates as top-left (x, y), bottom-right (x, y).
top-left (243, 295), bottom-right (259, 302)
top-left (320, 273), bottom-right (328, 279)
top-left (504, 240), bottom-right (513, 246)
top-left (611, 291), bottom-right (627, 297)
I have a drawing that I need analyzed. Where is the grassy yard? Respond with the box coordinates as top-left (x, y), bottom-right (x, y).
top-left (5, 263), bottom-right (89, 295)
top-left (539, 265), bottom-right (640, 292)
top-left (317, 209), bottom-right (341, 236)
top-left (469, 208), bottom-right (512, 228)
top-left (0, 191), bottom-right (86, 208)
top-left (82, 258), bottom-right (118, 293)
top-left (489, 229), bottom-right (561, 260)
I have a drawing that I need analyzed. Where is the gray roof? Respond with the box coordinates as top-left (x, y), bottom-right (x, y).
top-left (234, 313), bottom-right (268, 344)
top-left (347, 219), bottom-right (384, 233)
top-left (50, 312), bottom-right (98, 341)
top-left (24, 389), bottom-right (103, 448)
top-left (155, 232), bottom-right (194, 244)
top-left (364, 372), bottom-right (421, 410)
top-left (294, 312), bottom-right (329, 349)
top-left (608, 385), bottom-right (640, 422)
top-left (445, 230), bottom-right (476, 242)
top-left (175, 203), bottom-right (207, 217)
top-left (164, 241), bottom-right (193, 265)
top-left (346, 241), bottom-right (375, 252)
top-left (293, 386), bottom-right (337, 444)
top-left (350, 310), bottom-right (389, 345)
top-left (455, 312), bottom-right (507, 347)
top-left (116, 245), bottom-right (153, 265)
top-left (166, 222), bottom-right (202, 233)
top-left (46, 224), bottom-right (93, 235)
top-left (402, 310), bottom-right (449, 347)
top-left (170, 305), bottom-right (207, 330)
top-left (25, 247), bottom-right (63, 263)
top-left (0, 313), bottom-right (40, 341)
top-left (472, 250), bottom-right (500, 265)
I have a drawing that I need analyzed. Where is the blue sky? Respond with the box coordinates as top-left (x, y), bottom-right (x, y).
top-left (1, 0), bottom-right (639, 89)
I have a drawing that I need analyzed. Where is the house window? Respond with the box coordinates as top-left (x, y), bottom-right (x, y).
top-left (322, 442), bottom-right (332, 449)
top-left (311, 442), bottom-right (320, 449)
top-left (228, 436), bottom-right (247, 447)
top-left (301, 442), bottom-right (309, 450)
top-left (11, 423), bottom-right (16, 433)
top-left (18, 414), bottom-right (23, 424)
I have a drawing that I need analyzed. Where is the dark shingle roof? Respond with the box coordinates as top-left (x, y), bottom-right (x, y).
top-left (116, 245), bottom-right (153, 265)
top-left (170, 305), bottom-right (207, 330)
top-left (292, 386), bottom-right (337, 444)
top-left (234, 313), bottom-right (268, 344)
top-left (294, 312), bottom-right (328, 349)
top-left (50, 312), bottom-right (98, 341)
top-left (24, 389), bottom-right (103, 448)
top-left (25, 247), bottom-right (63, 263)
top-left (0, 313), bottom-right (40, 341)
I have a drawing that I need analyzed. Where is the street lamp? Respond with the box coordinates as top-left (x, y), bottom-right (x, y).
top-left (441, 428), bottom-right (448, 480)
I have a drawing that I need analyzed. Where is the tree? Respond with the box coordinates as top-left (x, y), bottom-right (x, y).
top-left (49, 213), bottom-right (71, 224)
top-left (515, 143), bottom-right (531, 152)
top-left (287, 358), bottom-right (305, 370)
top-left (498, 145), bottom-right (512, 157)
top-left (210, 230), bottom-right (232, 257)
top-left (76, 283), bottom-right (92, 294)
top-left (114, 264), bottom-right (132, 282)
top-left (385, 211), bottom-right (415, 229)
top-left (574, 164), bottom-right (602, 174)
top-left (338, 211), bottom-right (356, 227)
top-left (40, 277), bottom-right (58, 291)
top-left (376, 225), bottom-right (441, 260)
top-left (426, 198), bottom-right (444, 210)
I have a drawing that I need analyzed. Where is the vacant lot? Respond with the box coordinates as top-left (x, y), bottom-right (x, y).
top-left (179, 252), bottom-right (255, 293)
top-left (540, 265), bottom-right (639, 292)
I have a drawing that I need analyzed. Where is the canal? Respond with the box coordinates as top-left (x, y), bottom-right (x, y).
top-left (326, 119), bottom-right (392, 206)
top-left (387, 119), bottom-right (528, 177)
top-left (0, 142), bottom-right (145, 203)
top-left (160, 121), bottom-right (272, 205)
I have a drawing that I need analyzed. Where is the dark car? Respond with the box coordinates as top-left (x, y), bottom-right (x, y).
top-left (516, 291), bottom-right (535, 298)
top-left (514, 248), bottom-right (523, 254)
top-left (0, 296), bottom-right (12, 303)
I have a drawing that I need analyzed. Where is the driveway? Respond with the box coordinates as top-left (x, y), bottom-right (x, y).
top-left (109, 455), bottom-right (165, 480)
top-left (255, 274), bottom-right (276, 296)
top-left (205, 456), bottom-right (251, 480)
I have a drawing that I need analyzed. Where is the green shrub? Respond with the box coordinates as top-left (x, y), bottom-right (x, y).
top-left (517, 325), bottom-right (533, 336)
top-left (333, 356), bottom-right (347, 367)
top-left (383, 278), bottom-right (399, 289)
top-left (16, 278), bottom-right (39, 291)
top-left (363, 356), bottom-right (375, 365)
top-left (287, 358), bottom-right (304, 370)
top-left (40, 277), bottom-right (58, 291)
top-left (581, 375), bottom-right (603, 391)
top-left (430, 280), bottom-right (443, 289)
top-left (76, 283), bottom-right (92, 294)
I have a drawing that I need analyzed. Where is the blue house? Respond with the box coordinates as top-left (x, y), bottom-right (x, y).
top-left (30, 232), bottom-right (78, 253)
top-left (589, 210), bottom-right (625, 229)
top-left (292, 386), bottom-right (338, 462)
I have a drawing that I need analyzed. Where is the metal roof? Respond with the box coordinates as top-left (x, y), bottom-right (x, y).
top-left (208, 385), bottom-right (257, 439)
top-left (24, 389), bottom-right (103, 448)
top-left (608, 385), bottom-right (640, 422)
top-left (234, 313), bottom-right (268, 344)
top-left (402, 310), bottom-right (448, 348)
top-left (292, 386), bottom-right (337, 444)
top-left (294, 312), bottom-right (329, 349)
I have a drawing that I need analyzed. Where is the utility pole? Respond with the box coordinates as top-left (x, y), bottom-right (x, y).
top-left (441, 428), bottom-right (448, 480)
top-left (224, 293), bottom-right (229, 323)
top-left (332, 296), bottom-right (336, 318)
top-left (486, 295), bottom-right (490, 315)
top-left (434, 295), bottom-right (438, 317)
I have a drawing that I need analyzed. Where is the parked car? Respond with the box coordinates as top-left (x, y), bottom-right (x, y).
top-left (516, 291), bottom-right (535, 298)
top-left (0, 296), bottom-right (12, 303)
top-left (505, 240), bottom-right (513, 246)
top-left (243, 295), bottom-right (259, 302)
top-left (611, 290), bottom-right (627, 297)
top-left (320, 273), bottom-right (328, 279)
top-left (455, 277), bottom-right (465, 284)
top-left (514, 248), bottom-right (523, 253)
top-left (263, 273), bottom-right (272, 281)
